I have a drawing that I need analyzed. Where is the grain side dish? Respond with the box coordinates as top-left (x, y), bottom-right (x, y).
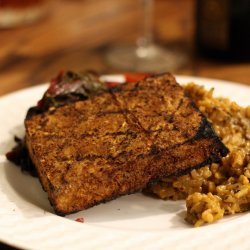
top-left (148, 83), bottom-right (250, 227)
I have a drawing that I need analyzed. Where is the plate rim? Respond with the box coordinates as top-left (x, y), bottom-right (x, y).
top-left (0, 74), bottom-right (250, 249)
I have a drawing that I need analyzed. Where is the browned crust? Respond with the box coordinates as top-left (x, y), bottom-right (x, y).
top-left (25, 73), bottom-right (228, 215)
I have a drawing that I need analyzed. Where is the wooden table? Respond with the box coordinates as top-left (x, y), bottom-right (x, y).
top-left (1, 0), bottom-right (250, 98)
top-left (0, 0), bottom-right (249, 249)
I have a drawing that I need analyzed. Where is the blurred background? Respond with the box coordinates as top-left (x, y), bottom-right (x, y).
top-left (0, 0), bottom-right (250, 96)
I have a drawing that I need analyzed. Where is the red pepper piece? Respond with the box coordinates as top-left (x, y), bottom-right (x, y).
top-left (124, 73), bottom-right (151, 83)
top-left (75, 217), bottom-right (84, 223)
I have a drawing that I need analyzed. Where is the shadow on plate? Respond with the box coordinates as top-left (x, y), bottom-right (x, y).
top-left (0, 161), bottom-right (53, 217)
top-left (0, 124), bottom-right (24, 155)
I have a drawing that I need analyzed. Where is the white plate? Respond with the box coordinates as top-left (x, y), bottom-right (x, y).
top-left (0, 75), bottom-right (249, 250)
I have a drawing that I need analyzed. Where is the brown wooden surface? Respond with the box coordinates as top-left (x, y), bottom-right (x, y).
top-left (0, 0), bottom-right (250, 97)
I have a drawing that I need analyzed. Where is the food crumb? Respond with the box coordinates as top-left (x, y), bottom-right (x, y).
top-left (75, 217), bottom-right (84, 223)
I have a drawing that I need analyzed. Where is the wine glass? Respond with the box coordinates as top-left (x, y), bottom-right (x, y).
top-left (105, 0), bottom-right (187, 72)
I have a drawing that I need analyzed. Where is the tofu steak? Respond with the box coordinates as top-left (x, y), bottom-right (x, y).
top-left (25, 73), bottom-right (228, 215)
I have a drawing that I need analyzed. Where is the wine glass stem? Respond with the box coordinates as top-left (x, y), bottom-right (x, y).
top-left (140, 0), bottom-right (154, 48)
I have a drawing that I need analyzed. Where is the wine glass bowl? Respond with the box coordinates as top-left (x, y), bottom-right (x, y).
top-left (105, 0), bottom-right (187, 73)
top-left (105, 43), bottom-right (187, 73)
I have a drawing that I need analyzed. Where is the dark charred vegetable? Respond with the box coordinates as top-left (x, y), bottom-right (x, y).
top-left (38, 71), bottom-right (107, 111)
top-left (6, 136), bottom-right (38, 177)
top-left (26, 71), bottom-right (108, 119)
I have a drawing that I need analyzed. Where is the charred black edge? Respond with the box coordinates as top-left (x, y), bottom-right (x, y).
top-left (182, 80), bottom-right (229, 158)
top-left (189, 115), bottom-right (228, 155)
top-left (187, 96), bottom-right (229, 157)
top-left (25, 106), bottom-right (44, 120)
